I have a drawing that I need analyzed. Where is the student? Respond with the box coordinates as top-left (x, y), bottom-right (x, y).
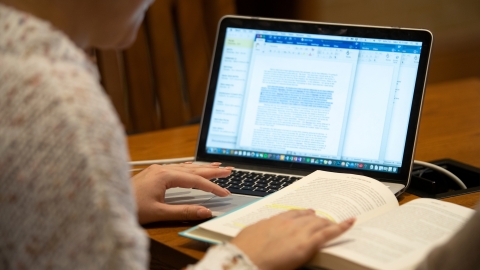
top-left (0, 1), bottom-right (354, 269)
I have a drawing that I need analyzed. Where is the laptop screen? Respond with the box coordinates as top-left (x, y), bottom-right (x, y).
top-left (197, 17), bottom-right (432, 180)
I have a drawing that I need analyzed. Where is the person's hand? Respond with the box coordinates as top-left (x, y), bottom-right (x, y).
top-left (230, 209), bottom-right (355, 270)
top-left (132, 162), bottom-right (232, 224)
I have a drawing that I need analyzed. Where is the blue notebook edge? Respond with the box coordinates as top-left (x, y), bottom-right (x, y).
top-left (178, 226), bottom-right (222, 245)
top-left (178, 193), bottom-right (273, 244)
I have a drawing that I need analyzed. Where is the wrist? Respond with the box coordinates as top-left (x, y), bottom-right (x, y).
top-left (190, 242), bottom-right (259, 270)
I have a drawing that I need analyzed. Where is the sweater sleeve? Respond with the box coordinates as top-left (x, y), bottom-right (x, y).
top-left (0, 38), bottom-right (148, 269)
top-left (188, 243), bottom-right (259, 270)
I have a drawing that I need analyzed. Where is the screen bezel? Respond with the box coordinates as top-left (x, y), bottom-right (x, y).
top-left (195, 15), bottom-right (433, 184)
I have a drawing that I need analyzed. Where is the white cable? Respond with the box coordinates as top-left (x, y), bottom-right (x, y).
top-left (413, 160), bottom-right (467, 189)
top-left (129, 156), bottom-right (195, 166)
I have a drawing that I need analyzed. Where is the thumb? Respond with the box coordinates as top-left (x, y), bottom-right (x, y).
top-left (159, 203), bottom-right (213, 221)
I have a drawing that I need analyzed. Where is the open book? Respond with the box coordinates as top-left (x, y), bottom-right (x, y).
top-left (180, 171), bottom-right (474, 270)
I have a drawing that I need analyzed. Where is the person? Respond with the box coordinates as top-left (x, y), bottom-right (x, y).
top-left (0, 1), bottom-right (355, 269)
top-left (5, 1), bottom-right (478, 269)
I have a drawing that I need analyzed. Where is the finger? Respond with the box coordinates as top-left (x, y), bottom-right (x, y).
top-left (156, 203), bottom-right (214, 221)
top-left (186, 167), bottom-right (233, 179)
top-left (299, 215), bottom-right (334, 234)
top-left (311, 217), bottom-right (356, 246)
top-left (166, 170), bottom-right (231, 197)
top-left (209, 162), bottom-right (222, 167)
top-left (276, 209), bottom-right (316, 219)
top-left (162, 164), bottom-right (234, 179)
top-left (165, 162), bottom-right (222, 168)
top-left (192, 167), bottom-right (233, 179)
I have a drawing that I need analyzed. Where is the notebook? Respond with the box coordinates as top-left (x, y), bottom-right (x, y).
top-left (165, 15), bottom-right (433, 216)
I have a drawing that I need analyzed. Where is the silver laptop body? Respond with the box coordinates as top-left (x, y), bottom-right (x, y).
top-left (167, 16), bottom-right (433, 216)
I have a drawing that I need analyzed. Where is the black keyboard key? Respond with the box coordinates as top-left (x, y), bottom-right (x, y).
top-left (226, 188), bottom-right (269, 197)
top-left (255, 179), bottom-right (268, 184)
top-left (268, 179), bottom-right (281, 184)
top-left (234, 171), bottom-right (248, 177)
top-left (216, 179), bottom-right (228, 183)
top-left (221, 171), bottom-right (301, 195)
top-left (227, 176), bottom-right (237, 180)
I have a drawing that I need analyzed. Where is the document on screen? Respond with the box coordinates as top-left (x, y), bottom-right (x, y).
top-left (237, 44), bottom-right (358, 157)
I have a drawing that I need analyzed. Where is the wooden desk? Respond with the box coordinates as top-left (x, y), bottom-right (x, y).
top-left (128, 77), bottom-right (480, 260)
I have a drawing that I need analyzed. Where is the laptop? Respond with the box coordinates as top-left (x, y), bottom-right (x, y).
top-left (166, 15), bottom-right (433, 216)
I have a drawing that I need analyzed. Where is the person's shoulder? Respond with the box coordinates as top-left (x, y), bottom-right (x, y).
top-left (0, 1), bottom-right (116, 119)
top-left (1, 52), bottom-right (97, 116)
top-left (0, 50), bottom-right (125, 160)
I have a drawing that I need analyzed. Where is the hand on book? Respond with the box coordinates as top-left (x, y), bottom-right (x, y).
top-left (132, 162), bottom-right (233, 224)
top-left (230, 209), bottom-right (355, 270)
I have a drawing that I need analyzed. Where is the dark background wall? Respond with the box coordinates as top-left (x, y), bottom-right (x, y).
top-left (235, 0), bottom-right (480, 84)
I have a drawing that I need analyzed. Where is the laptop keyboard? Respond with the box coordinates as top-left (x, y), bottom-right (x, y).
top-left (211, 170), bottom-right (302, 197)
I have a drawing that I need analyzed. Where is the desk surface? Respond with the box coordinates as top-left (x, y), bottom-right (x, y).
top-left (128, 77), bottom-right (480, 260)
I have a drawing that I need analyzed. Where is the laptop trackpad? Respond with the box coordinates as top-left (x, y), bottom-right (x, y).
top-left (165, 188), bottom-right (260, 216)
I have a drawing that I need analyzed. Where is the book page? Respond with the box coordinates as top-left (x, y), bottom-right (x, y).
top-left (318, 198), bottom-right (475, 270)
top-left (199, 170), bottom-right (399, 237)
